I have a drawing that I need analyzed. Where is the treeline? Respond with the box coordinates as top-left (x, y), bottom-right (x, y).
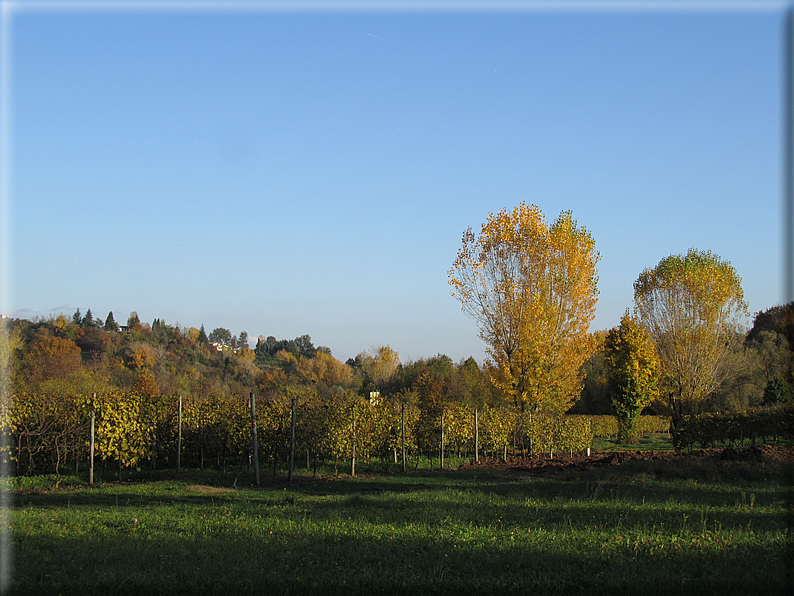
top-left (573, 302), bottom-right (794, 415)
top-left (1, 302), bottom-right (791, 480)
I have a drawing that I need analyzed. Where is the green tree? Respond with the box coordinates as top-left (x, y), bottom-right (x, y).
top-left (208, 328), bottom-right (232, 346)
top-left (449, 203), bottom-right (600, 413)
top-left (295, 334), bottom-right (315, 359)
top-left (748, 330), bottom-right (793, 403)
top-left (707, 337), bottom-right (765, 412)
top-left (747, 302), bottom-right (794, 348)
top-left (634, 249), bottom-right (748, 442)
top-left (604, 312), bottom-right (660, 444)
top-left (238, 330), bottom-right (249, 350)
top-left (104, 311), bottom-right (117, 332)
top-left (763, 375), bottom-right (791, 405)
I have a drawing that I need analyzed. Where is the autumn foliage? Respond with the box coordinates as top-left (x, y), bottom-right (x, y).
top-left (634, 249), bottom-right (748, 440)
top-left (604, 312), bottom-right (660, 444)
top-left (449, 203), bottom-right (600, 413)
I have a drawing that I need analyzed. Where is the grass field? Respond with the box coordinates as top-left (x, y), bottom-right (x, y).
top-left (591, 433), bottom-right (674, 452)
top-left (8, 450), bottom-right (793, 595)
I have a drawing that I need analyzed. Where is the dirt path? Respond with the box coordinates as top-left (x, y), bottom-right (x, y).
top-left (458, 445), bottom-right (794, 477)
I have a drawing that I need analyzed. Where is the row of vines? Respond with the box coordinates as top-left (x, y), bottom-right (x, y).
top-left (2, 389), bottom-right (671, 482)
top-left (673, 405), bottom-right (794, 451)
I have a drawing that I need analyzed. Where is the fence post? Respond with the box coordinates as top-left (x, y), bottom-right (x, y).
top-left (89, 393), bottom-right (95, 486)
top-left (250, 393), bottom-right (260, 486)
top-left (177, 395), bottom-right (182, 476)
top-left (475, 408), bottom-right (479, 463)
top-left (440, 409), bottom-right (445, 469)
top-left (288, 395), bottom-right (296, 483)
top-left (401, 402), bottom-right (406, 473)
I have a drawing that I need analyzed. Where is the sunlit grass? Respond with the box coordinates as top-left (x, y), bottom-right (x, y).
top-left (591, 433), bottom-right (674, 452)
top-left (8, 456), bottom-right (792, 595)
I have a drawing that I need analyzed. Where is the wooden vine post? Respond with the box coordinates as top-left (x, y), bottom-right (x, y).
top-left (288, 394), bottom-right (296, 483)
top-left (401, 402), bottom-right (406, 473)
top-left (89, 393), bottom-right (95, 486)
top-left (250, 393), bottom-right (260, 486)
top-left (474, 407), bottom-right (479, 463)
top-left (176, 395), bottom-right (182, 476)
top-left (440, 409), bottom-right (445, 469)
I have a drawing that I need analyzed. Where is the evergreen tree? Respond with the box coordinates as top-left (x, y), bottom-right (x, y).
top-left (72, 308), bottom-right (82, 325)
top-left (82, 309), bottom-right (94, 327)
top-left (104, 311), bottom-right (117, 331)
top-left (763, 375), bottom-right (791, 405)
top-left (238, 330), bottom-right (249, 349)
top-left (198, 324), bottom-right (209, 343)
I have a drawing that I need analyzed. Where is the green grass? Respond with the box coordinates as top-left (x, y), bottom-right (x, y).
top-left (591, 433), bottom-right (675, 452)
top-left (8, 454), bottom-right (793, 595)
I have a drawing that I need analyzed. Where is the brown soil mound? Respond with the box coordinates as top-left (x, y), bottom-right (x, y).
top-left (458, 446), bottom-right (794, 477)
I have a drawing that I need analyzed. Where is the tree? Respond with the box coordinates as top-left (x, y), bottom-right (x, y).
top-left (0, 319), bottom-right (22, 395)
top-left (747, 302), bottom-right (794, 348)
top-left (104, 311), bottom-right (117, 332)
top-left (763, 375), bottom-right (791, 405)
top-left (238, 331), bottom-right (249, 350)
top-left (127, 312), bottom-right (141, 328)
top-left (449, 203), bottom-right (600, 413)
top-left (633, 249), bottom-right (748, 441)
top-left (23, 336), bottom-right (83, 388)
top-left (358, 346), bottom-right (401, 394)
top-left (208, 328), bottom-right (232, 346)
top-left (72, 308), bottom-right (82, 326)
top-left (604, 312), bottom-right (660, 443)
top-left (296, 351), bottom-right (352, 387)
top-left (295, 334), bottom-right (315, 359)
top-left (568, 331), bottom-right (612, 415)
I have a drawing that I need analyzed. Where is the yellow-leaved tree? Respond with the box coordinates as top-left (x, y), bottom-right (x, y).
top-left (604, 311), bottom-right (660, 444)
top-left (633, 249), bottom-right (748, 442)
top-left (449, 203), bottom-right (600, 413)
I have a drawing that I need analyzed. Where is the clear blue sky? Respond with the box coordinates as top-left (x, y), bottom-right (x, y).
top-left (3, 1), bottom-right (787, 364)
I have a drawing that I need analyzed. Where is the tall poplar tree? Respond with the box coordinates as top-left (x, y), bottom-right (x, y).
top-left (633, 249), bottom-right (747, 440)
top-left (449, 203), bottom-right (600, 413)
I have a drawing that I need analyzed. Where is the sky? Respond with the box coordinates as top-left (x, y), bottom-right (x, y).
top-left (1, 1), bottom-right (788, 364)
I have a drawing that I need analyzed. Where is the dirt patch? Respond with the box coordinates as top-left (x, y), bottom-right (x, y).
top-left (458, 446), bottom-right (794, 477)
top-left (186, 485), bottom-right (234, 495)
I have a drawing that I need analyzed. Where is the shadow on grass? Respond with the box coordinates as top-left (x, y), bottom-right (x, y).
top-left (11, 454), bottom-right (793, 595)
top-left (12, 520), bottom-right (790, 595)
